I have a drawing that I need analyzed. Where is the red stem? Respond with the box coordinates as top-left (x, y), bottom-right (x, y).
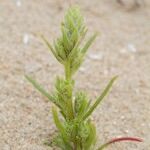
top-left (98, 137), bottom-right (143, 150)
top-left (108, 137), bottom-right (143, 144)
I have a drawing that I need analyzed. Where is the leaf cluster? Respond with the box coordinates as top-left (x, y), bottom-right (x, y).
top-left (42, 6), bottom-right (97, 76)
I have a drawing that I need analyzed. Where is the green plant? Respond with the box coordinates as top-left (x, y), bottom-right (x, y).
top-left (25, 6), bottom-right (142, 150)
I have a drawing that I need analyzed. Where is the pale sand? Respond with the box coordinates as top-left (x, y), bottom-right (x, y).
top-left (0, 0), bottom-right (150, 149)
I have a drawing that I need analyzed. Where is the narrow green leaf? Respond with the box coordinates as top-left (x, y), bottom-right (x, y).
top-left (54, 41), bottom-right (66, 60)
top-left (52, 107), bottom-right (73, 150)
top-left (25, 75), bottom-right (53, 99)
top-left (74, 92), bottom-right (90, 119)
top-left (52, 106), bottom-right (65, 133)
top-left (78, 99), bottom-right (88, 116)
top-left (25, 75), bottom-right (61, 108)
top-left (81, 32), bottom-right (98, 54)
top-left (41, 35), bottom-right (56, 56)
top-left (61, 26), bottom-right (70, 50)
top-left (84, 121), bottom-right (96, 150)
top-left (41, 35), bottom-right (63, 63)
top-left (68, 28), bottom-right (88, 59)
top-left (83, 76), bottom-right (118, 120)
top-left (79, 27), bottom-right (88, 45)
top-left (70, 54), bottom-right (83, 74)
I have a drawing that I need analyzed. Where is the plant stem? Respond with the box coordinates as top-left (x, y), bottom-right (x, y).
top-left (65, 61), bottom-right (74, 120)
top-left (65, 61), bottom-right (71, 81)
top-left (97, 137), bottom-right (143, 150)
top-left (65, 61), bottom-right (78, 149)
top-left (74, 143), bottom-right (77, 150)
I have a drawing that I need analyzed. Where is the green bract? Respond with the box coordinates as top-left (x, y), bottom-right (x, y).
top-left (26, 6), bottom-right (117, 150)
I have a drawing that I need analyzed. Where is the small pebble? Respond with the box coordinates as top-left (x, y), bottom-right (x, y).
top-left (120, 48), bottom-right (127, 54)
top-left (112, 121), bottom-right (117, 125)
top-left (88, 52), bottom-right (103, 60)
top-left (28, 122), bottom-right (32, 125)
top-left (120, 115), bottom-right (125, 120)
top-left (127, 43), bottom-right (137, 53)
top-left (124, 129), bottom-right (129, 133)
top-left (134, 88), bottom-right (140, 94)
top-left (23, 33), bottom-right (29, 45)
top-left (104, 69), bottom-right (108, 75)
top-left (120, 43), bottom-right (137, 54)
top-left (16, 0), bottom-right (22, 7)
top-left (141, 123), bottom-right (145, 127)
top-left (79, 67), bottom-right (86, 73)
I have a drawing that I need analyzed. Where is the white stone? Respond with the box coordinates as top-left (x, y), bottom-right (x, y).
top-left (23, 33), bottom-right (29, 45)
top-left (120, 115), bottom-right (125, 120)
top-left (124, 129), bottom-right (129, 133)
top-left (88, 52), bottom-right (103, 60)
top-left (79, 67), bottom-right (86, 73)
top-left (120, 48), bottom-right (127, 54)
top-left (127, 43), bottom-right (137, 53)
top-left (16, 0), bottom-right (22, 7)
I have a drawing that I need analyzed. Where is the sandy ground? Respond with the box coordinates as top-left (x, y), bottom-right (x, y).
top-left (0, 0), bottom-right (150, 150)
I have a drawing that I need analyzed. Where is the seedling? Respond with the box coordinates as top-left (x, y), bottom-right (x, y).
top-left (26, 6), bottom-right (142, 150)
